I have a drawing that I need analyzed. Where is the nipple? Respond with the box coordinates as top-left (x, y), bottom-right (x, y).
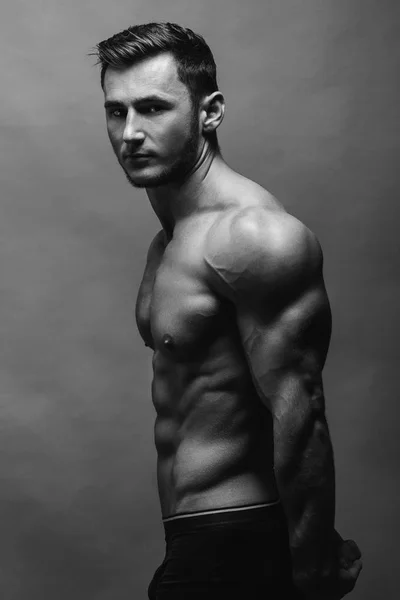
top-left (162, 333), bottom-right (175, 350)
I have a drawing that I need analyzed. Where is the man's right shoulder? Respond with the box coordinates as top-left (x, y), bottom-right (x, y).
top-left (203, 205), bottom-right (323, 303)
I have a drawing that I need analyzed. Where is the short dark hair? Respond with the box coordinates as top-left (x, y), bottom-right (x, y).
top-left (93, 22), bottom-right (220, 148)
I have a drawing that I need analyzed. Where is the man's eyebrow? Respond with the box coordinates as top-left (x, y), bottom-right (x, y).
top-left (136, 94), bottom-right (173, 104)
top-left (104, 100), bottom-right (124, 109)
top-left (104, 95), bottom-right (174, 109)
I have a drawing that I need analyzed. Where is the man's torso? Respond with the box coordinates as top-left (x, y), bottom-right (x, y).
top-left (136, 182), bottom-right (287, 518)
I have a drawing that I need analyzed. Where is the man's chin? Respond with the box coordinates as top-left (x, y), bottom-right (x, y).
top-left (124, 174), bottom-right (148, 188)
top-left (123, 170), bottom-right (157, 189)
top-left (123, 168), bottom-right (182, 189)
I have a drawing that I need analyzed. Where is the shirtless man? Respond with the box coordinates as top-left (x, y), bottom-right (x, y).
top-left (94, 22), bottom-right (362, 599)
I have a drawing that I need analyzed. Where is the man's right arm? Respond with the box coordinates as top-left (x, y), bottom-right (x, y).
top-left (231, 273), bottom-right (340, 593)
top-left (204, 208), bottom-right (362, 598)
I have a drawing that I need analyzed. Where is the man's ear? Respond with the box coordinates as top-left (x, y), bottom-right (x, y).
top-left (201, 91), bottom-right (225, 134)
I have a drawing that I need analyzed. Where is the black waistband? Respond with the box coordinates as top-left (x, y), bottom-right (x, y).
top-left (162, 500), bottom-right (285, 537)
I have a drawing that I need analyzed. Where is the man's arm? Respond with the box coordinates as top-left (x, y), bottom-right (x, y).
top-left (204, 207), bottom-right (361, 597)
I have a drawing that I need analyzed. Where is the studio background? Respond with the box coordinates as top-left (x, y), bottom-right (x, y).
top-left (1, 0), bottom-right (398, 598)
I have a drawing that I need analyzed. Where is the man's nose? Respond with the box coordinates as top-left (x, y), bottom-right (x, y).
top-left (123, 112), bottom-right (145, 145)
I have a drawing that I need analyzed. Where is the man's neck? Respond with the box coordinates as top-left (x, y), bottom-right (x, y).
top-left (146, 141), bottom-right (228, 241)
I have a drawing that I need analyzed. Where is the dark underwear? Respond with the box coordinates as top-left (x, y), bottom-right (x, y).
top-left (148, 501), bottom-right (305, 600)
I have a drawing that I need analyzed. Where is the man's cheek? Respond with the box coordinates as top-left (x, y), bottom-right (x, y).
top-left (107, 130), bottom-right (121, 155)
top-left (166, 124), bottom-right (190, 151)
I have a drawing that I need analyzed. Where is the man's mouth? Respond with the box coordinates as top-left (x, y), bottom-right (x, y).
top-left (124, 153), bottom-right (153, 160)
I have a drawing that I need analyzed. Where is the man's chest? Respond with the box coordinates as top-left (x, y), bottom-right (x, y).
top-left (135, 222), bottom-right (229, 359)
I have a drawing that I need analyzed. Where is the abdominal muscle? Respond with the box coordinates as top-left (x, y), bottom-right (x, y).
top-left (152, 352), bottom-right (280, 518)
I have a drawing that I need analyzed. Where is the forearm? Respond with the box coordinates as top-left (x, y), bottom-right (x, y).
top-left (274, 410), bottom-right (336, 588)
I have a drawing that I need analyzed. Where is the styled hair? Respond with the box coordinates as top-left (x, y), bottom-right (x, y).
top-left (93, 22), bottom-right (220, 147)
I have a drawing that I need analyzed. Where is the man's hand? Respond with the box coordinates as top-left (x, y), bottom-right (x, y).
top-left (333, 532), bottom-right (363, 599)
top-left (300, 531), bottom-right (363, 600)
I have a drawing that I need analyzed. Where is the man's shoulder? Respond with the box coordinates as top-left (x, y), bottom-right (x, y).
top-left (204, 205), bottom-right (323, 297)
top-left (146, 228), bottom-right (167, 260)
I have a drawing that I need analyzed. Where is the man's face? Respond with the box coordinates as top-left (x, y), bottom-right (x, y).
top-left (103, 52), bottom-right (201, 188)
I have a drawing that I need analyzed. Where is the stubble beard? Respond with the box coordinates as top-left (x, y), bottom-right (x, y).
top-left (120, 113), bottom-right (200, 189)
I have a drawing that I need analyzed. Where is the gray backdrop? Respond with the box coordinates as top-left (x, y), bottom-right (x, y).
top-left (1, 0), bottom-right (399, 598)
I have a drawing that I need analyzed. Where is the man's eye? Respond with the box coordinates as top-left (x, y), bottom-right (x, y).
top-left (144, 105), bottom-right (163, 114)
top-left (108, 109), bottom-right (124, 118)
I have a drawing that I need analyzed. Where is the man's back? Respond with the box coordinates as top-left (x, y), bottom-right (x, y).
top-left (135, 173), bottom-right (330, 519)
